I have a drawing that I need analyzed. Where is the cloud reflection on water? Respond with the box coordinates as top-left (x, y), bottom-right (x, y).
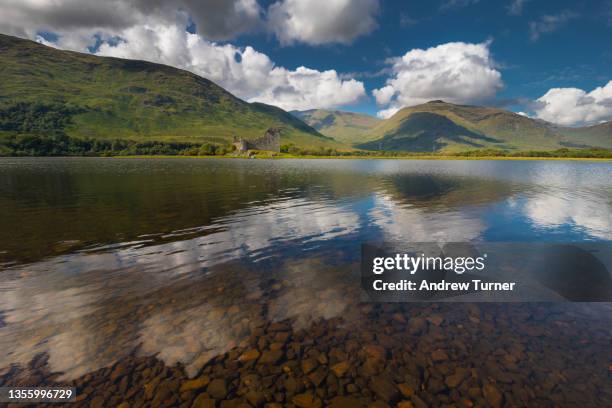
top-left (523, 190), bottom-right (612, 239)
top-left (1, 159), bottom-right (611, 382)
top-left (0, 195), bottom-right (361, 379)
top-left (369, 193), bottom-right (486, 242)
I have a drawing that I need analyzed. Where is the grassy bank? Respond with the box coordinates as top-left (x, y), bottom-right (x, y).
top-left (2, 133), bottom-right (611, 161)
top-left (115, 152), bottom-right (612, 162)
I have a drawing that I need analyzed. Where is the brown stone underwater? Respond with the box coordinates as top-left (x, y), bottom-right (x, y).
top-left (1, 158), bottom-right (611, 407)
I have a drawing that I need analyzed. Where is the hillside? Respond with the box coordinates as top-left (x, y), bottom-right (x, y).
top-left (358, 111), bottom-right (504, 152)
top-left (291, 109), bottom-right (380, 144)
top-left (359, 100), bottom-right (583, 152)
top-left (0, 34), bottom-right (339, 151)
top-left (294, 102), bottom-right (612, 153)
top-left (554, 122), bottom-right (612, 149)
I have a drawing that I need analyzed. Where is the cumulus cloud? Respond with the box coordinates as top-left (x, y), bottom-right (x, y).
top-left (529, 10), bottom-right (578, 41)
top-left (184, 0), bottom-right (262, 40)
top-left (0, 0), bottom-right (262, 43)
top-left (373, 41), bottom-right (503, 118)
top-left (533, 81), bottom-right (612, 126)
top-left (250, 67), bottom-right (366, 111)
top-left (1, 0), bottom-right (382, 46)
top-left (372, 85), bottom-right (395, 106)
top-left (92, 21), bottom-right (364, 111)
top-left (267, 0), bottom-right (380, 45)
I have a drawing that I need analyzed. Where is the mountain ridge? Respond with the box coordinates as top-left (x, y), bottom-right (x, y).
top-left (553, 121), bottom-right (612, 149)
top-left (290, 109), bottom-right (380, 144)
top-left (363, 100), bottom-right (567, 152)
top-left (1, 34), bottom-right (610, 155)
top-left (296, 101), bottom-right (611, 152)
top-left (0, 33), bottom-right (340, 150)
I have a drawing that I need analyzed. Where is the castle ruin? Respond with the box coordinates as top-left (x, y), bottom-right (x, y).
top-left (233, 127), bottom-right (281, 153)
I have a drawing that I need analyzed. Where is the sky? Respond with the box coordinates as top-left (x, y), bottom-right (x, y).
top-left (1, 0), bottom-right (611, 126)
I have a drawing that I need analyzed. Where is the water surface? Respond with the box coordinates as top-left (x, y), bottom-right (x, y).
top-left (1, 158), bottom-right (611, 407)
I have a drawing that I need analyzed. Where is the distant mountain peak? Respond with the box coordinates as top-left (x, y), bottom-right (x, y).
top-left (291, 108), bottom-right (381, 144)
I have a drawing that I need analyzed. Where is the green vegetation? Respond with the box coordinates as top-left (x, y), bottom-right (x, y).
top-left (2, 34), bottom-right (609, 157)
top-left (291, 109), bottom-right (381, 144)
top-left (356, 112), bottom-right (502, 152)
top-left (2, 132), bottom-right (609, 159)
top-left (295, 101), bottom-right (611, 153)
top-left (362, 100), bottom-right (570, 152)
top-left (447, 148), bottom-right (612, 159)
top-left (555, 122), bottom-right (612, 150)
top-left (278, 144), bottom-right (612, 159)
top-left (0, 101), bottom-right (85, 132)
top-left (0, 133), bottom-right (233, 156)
top-left (0, 34), bottom-right (340, 150)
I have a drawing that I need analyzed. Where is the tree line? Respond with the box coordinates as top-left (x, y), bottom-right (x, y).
top-left (0, 133), bottom-right (232, 157)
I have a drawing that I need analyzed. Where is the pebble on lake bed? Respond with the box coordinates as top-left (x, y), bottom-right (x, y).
top-left (1, 258), bottom-right (611, 408)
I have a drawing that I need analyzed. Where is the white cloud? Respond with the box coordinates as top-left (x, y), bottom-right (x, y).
top-left (375, 106), bottom-right (401, 119)
top-left (93, 21), bottom-right (365, 111)
top-left (529, 10), bottom-right (578, 41)
top-left (372, 85), bottom-right (395, 106)
top-left (507, 0), bottom-right (529, 16)
top-left (533, 81), bottom-right (612, 126)
top-left (373, 41), bottom-right (503, 118)
top-left (250, 66), bottom-right (366, 111)
top-left (267, 0), bottom-right (380, 45)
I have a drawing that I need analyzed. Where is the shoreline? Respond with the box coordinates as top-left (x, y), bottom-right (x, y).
top-left (2, 154), bottom-right (612, 162)
top-left (109, 154), bottom-right (612, 162)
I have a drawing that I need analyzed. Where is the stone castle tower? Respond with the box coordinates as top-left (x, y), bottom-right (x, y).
top-left (233, 128), bottom-right (281, 153)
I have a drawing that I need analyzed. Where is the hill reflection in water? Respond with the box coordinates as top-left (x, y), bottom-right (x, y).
top-left (0, 158), bottom-right (611, 406)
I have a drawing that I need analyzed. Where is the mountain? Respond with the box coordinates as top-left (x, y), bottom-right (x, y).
top-left (358, 111), bottom-right (505, 152)
top-left (554, 122), bottom-right (612, 149)
top-left (0, 34), bottom-right (338, 149)
top-left (295, 102), bottom-right (612, 153)
top-left (291, 109), bottom-right (380, 144)
top-left (359, 100), bottom-right (582, 152)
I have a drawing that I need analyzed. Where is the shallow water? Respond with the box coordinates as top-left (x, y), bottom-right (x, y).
top-left (0, 158), bottom-right (611, 407)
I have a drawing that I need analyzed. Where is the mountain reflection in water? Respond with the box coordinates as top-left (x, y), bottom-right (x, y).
top-left (0, 158), bottom-right (611, 406)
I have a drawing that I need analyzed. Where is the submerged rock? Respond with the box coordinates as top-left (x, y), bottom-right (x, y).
top-left (207, 379), bottom-right (228, 400)
top-left (370, 375), bottom-right (399, 402)
top-left (483, 383), bottom-right (503, 408)
top-left (331, 361), bottom-right (350, 377)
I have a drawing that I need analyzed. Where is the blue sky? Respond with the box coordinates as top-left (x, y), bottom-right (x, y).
top-left (236, 0), bottom-right (612, 117)
top-left (2, 0), bottom-right (612, 125)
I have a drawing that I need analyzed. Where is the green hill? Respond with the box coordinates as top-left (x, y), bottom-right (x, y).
top-left (2, 33), bottom-right (609, 156)
top-left (0, 34), bottom-right (340, 154)
top-left (358, 111), bottom-right (503, 152)
top-left (295, 101), bottom-right (612, 153)
top-left (554, 122), bottom-right (612, 149)
top-left (291, 109), bottom-right (380, 144)
top-left (360, 100), bottom-right (582, 152)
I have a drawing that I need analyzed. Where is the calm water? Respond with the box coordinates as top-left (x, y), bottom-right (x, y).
top-left (1, 158), bottom-right (611, 406)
